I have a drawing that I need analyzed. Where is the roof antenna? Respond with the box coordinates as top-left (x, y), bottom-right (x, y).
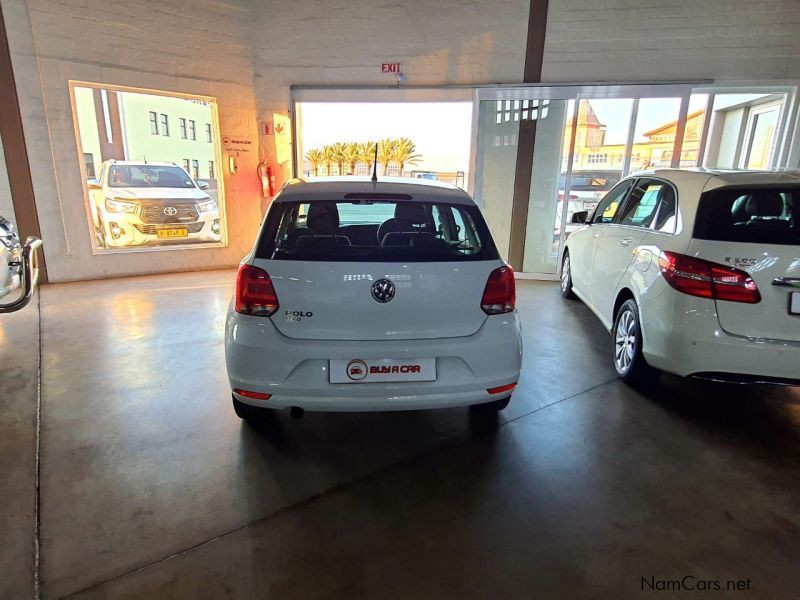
top-left (371, 142), bottom-right (378, 183)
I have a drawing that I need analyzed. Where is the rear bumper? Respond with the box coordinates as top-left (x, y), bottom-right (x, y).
top-left (640, 290), bottom-right (800, 382)
top-left (225, 310), bottom-right (523, 412)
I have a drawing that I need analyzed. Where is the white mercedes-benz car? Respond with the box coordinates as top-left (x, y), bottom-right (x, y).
top-left (560, 169), bottom-right (799, 386)
top-left (225, 177), bottom-right (522, 419)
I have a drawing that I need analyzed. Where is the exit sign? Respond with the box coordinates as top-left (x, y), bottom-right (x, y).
top-left (381, 63), bottom-right (401, 74)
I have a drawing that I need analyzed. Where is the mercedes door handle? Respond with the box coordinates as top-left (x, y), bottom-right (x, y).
top-left (618, 237), bottom-right (632, 246)
top-left (771, 277), bottom-right (800, 288)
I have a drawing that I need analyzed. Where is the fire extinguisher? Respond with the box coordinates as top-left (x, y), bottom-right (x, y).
top-left (257, 161), bottom-right (276, 198)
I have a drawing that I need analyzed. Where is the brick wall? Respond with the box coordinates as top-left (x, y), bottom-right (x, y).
top-left (542, 0), bottom-right (800, 82)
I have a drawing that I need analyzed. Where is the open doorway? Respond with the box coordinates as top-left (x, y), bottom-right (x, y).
top-left (295, 101), bottom-right (473, 189)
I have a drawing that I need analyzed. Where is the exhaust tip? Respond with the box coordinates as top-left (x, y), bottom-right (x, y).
top-left (290, 407), bottom-right (305, 420)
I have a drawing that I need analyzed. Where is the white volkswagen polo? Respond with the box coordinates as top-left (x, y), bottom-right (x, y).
top-left (225, 177), bottom-right (522, 420)
top-left (561, 168), bottom-right (800, 386)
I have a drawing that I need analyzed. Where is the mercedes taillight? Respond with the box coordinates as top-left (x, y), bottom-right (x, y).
top-left (658, 251), bottom-right (760, 304)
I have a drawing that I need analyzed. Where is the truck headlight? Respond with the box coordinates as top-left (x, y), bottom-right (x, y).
top-left (197, 198), bottom-right (217, 213)
top-left (105, 197), bottom-right (137, 213)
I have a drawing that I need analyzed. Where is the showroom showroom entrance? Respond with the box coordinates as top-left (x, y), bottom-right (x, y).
top-left (293, 83), bottom-right (799, 277)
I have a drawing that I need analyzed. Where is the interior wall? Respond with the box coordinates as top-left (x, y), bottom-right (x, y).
top-left (2, 0), bottom-right (530, 282)
top-left (541, 0), bottom-right (800, 82)
top-left (1, 0), bottom-right (261, 282)
top-left (3, 0), bottom-right (800, 281)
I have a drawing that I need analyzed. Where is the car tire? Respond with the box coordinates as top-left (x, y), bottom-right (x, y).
top-left (560, 251), bottom-right (577, 299)
top-left (612, 298), bottom-right (661, 387)
top-left (232, 395), bottom-right (276, 422)
top-left (471, 395), bottom-right (511, 412)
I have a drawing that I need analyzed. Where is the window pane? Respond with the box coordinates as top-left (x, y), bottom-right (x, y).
top-left (592, 180), bottom-right (632, 224)
top-left (72, 84), bottom-right (225, 252)
top-left (617, 180), bottom-right (667, 227)
top-left (695, 187), bottom-right (799, 245)
top-left (257, 201), bottom-right (497, 262)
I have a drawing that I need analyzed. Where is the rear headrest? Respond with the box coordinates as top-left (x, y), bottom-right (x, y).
top-left (745, 193), bottom-right (784, 218)
top-left (394, 203), bottom-right (428, 225)
top-left (307, 202), bottom-right (339, 233)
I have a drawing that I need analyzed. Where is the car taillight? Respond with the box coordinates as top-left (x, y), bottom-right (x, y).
top-left (235, 264), bottom-right (279, 316)
top-left (481, 266), bottom-right (516, 315)
top-left (658, 251), bottom-right (760, 304)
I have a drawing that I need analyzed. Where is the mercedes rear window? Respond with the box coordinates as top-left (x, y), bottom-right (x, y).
top-left (255, 199), bottom-right (499, 262)
top-left (694, 186), bottom-right (799, 246)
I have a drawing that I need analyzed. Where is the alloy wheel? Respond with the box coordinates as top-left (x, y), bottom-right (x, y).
top-left (561, 255), bottom-right (571, 293)
top-left (614, 308), bottom-right (637, 374)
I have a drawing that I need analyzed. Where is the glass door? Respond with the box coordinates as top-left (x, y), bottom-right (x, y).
top-left (473, 84), bottom-right (690, 275)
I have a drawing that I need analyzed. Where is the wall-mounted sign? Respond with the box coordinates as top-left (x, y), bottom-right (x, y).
top-left (263, 122), bottom-right (274, 135)
top-left (222, 135), bottom-right (253, 153)
top-left (381, 63), bottom-right (402, 74)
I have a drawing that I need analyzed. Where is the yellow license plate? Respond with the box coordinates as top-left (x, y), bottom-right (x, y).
top-left (157, 228), bottom-right (188, 239)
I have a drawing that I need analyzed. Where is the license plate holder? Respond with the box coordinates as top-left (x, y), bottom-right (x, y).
top-left (157, 227), bottom-right (188, 239)
top-left (791, 292), bottom-right (800, 315)
top-left (330, 358), bottom-right (436, 383)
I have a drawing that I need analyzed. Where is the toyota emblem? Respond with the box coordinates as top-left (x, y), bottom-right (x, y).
top-left (163, 206), bottom-right (178, 216)
top-left (371, 279), bottom-right (395, 303)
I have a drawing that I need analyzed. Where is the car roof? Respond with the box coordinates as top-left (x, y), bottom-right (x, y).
top-left (276, 177), bottom-right (475, 205)
top-left (629, 168), bottom-right (800, 189)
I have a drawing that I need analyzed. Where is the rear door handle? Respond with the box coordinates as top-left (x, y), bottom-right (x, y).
top-left (772, 277), bottom-right (800, 288)
top-left (618, 237), bottom-right (632, 246)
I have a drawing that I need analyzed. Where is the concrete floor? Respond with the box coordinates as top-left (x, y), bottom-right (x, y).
top-left (2, 269), bottom-right (800, 598)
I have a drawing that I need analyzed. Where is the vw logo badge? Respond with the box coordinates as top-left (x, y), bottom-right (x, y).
top-left (163, 206), bottom-right (178, 216)
top-left (346, 359), bottom-right (368, 381)
top-left (371, 278), bottom-right (395, 303)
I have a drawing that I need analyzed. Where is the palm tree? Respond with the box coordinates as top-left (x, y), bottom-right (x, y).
top-left (356, 142), bottom-right (376, 175)
top-left (321, 145), bottom-right (334, 176)
top-left (305, 148), bottom-right (324, 176)
top-left (343, 142), bottom-right (360, 175)
top-left (393, 137), bottom-right (422, 176)
top-left (377, 138), bottom-right (396, 175)
top-left (330, 142), bottom-right (348, 176)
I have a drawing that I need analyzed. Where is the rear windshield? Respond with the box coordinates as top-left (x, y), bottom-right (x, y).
top-left (694, 186), bottom-right (800, 246)
top-left (255, 199), bottom-right (499, 262)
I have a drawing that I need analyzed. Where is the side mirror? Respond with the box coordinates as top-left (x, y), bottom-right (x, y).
top-left (571, 210), bottom-right (589, 224)
top-left (198, 181), bottom-right (210, 190)
top-left (87, 179), bottom-right (102, 190)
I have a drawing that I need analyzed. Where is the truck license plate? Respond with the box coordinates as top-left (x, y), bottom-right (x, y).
top-left (157, 228), bottom-right (188, 239)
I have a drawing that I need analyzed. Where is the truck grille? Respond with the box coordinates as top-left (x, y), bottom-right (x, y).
top-left (134, 222), bottom-right (205, 235)
top-left (140, 202), bottom-right (199, 224)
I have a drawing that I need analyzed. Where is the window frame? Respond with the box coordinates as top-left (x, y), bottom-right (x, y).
top-left (179, 117), bottom-right (187, 139)
top-left (149, 111), bottom-right (158, 135)
top-left (205, 123), bottom-right (212, 143)
top-left (188, 120), bottom-right (196, 141)
top-left (159, 113), bottom-right (169, 136)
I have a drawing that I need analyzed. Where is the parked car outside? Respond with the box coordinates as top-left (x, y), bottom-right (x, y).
top-left (225, 177), bottom-right (522, 420)
top-left (560, 168), bottom-right (800, 386)
top-left (88, 160), bottom-right (221, 248)
top-left (557, 170), bottom-right (622, 221)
